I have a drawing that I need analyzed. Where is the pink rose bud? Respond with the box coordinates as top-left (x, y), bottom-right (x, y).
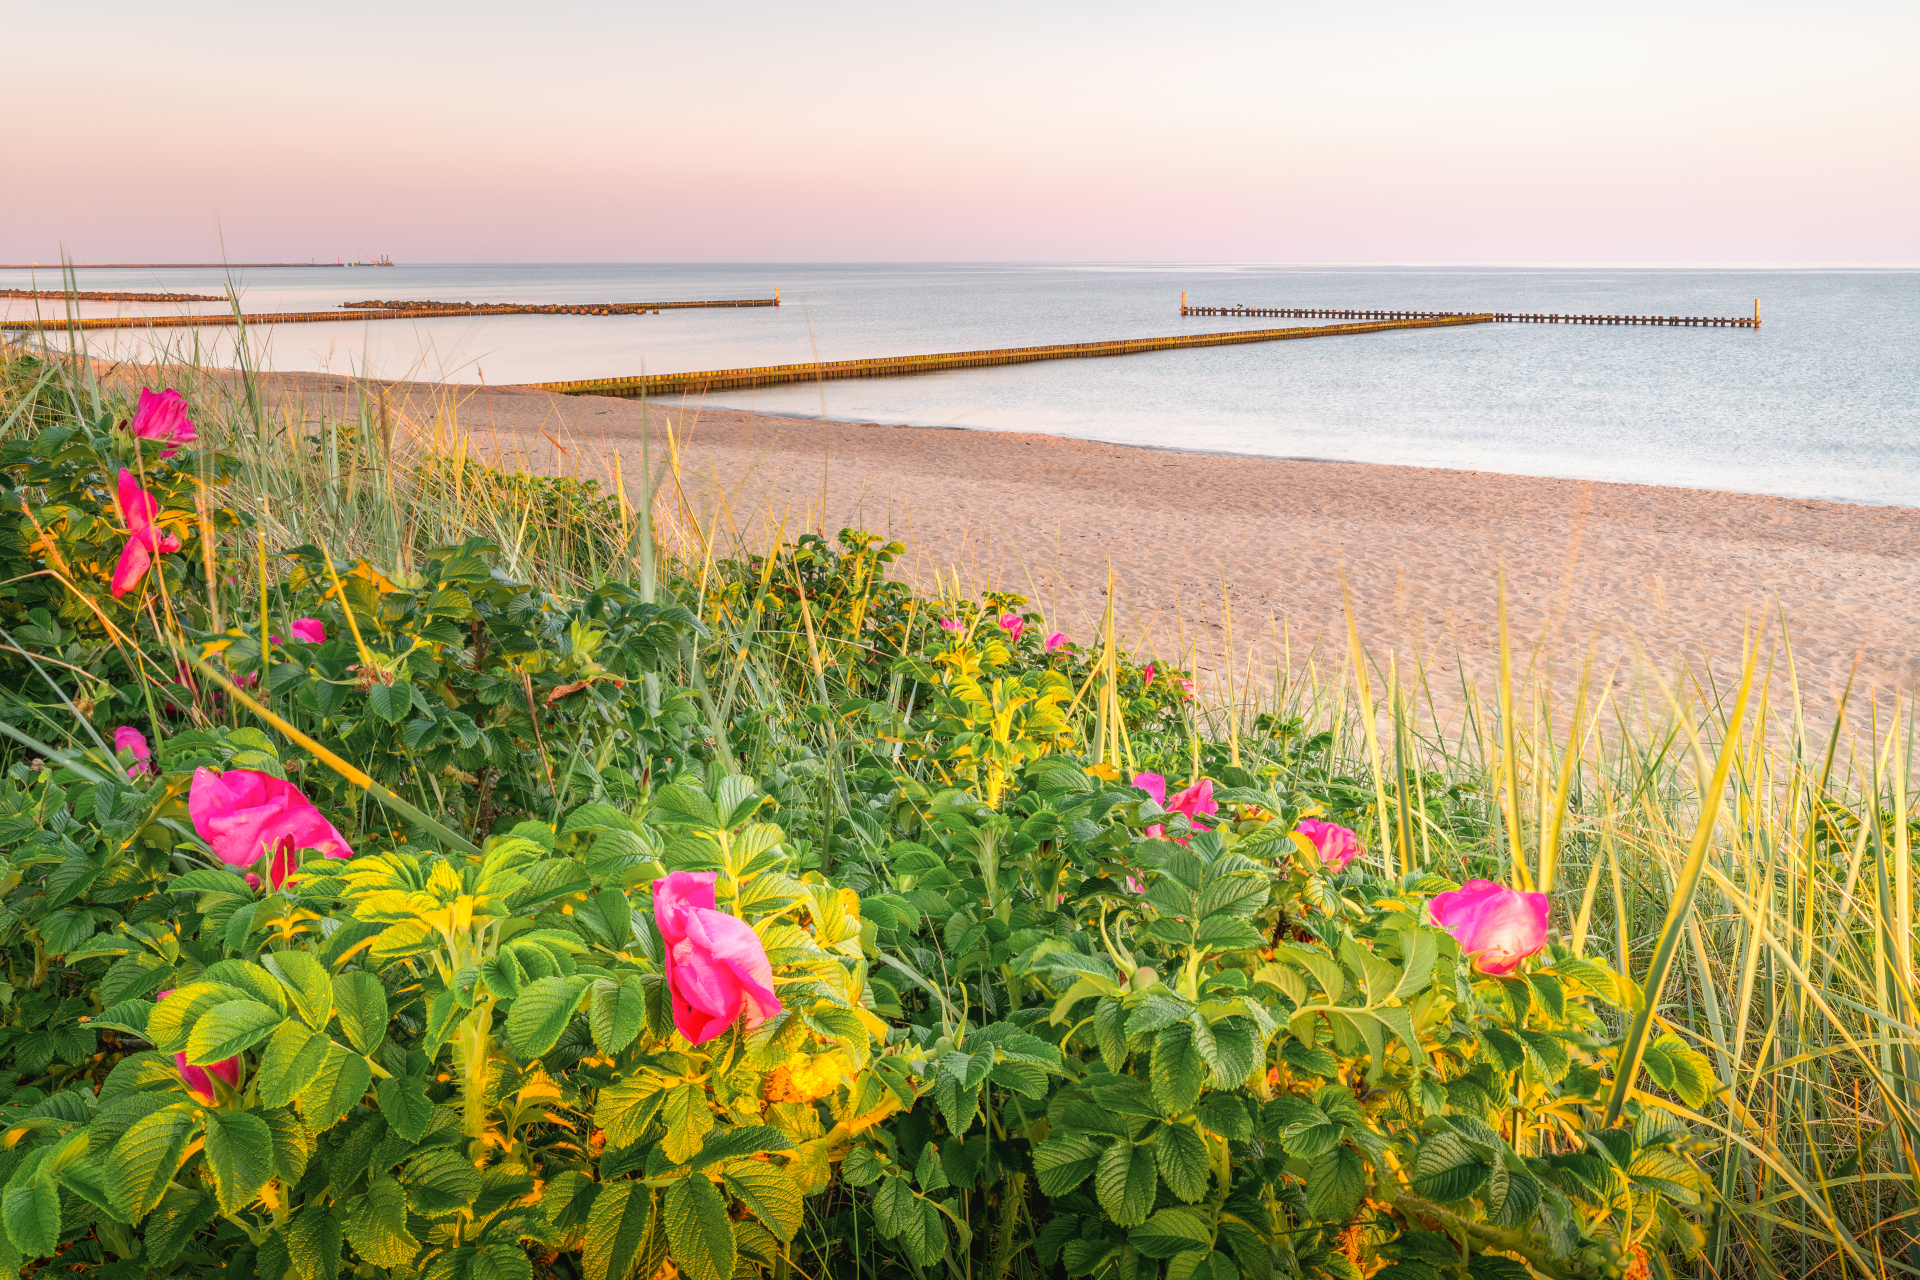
top-left (189, 768), bottom-right (353, 885)
top-left (127, 387), bottom-right (198, 458)
top-left (1428, 880), bottom-right (1551, 975)
top-left (174, 1050), bottom-right (240, 1104)
top-left (1141, 664), bottom-right (1155, 688)
top-left (652, 871), bottom-right (783, 1044)
top-left (114, 726), bottom-right (152, 778)
top-left (998, 614), bottom-right (1024, 641)
top-left (1295, 818), bottom-right (1360, 872)
top-left (289, 618), bottom-right (327, 644)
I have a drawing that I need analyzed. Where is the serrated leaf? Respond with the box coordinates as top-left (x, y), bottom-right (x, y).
top-left (686, 1125), bottom-right (792, 1171)
top-left (504, 975), bottom-right (587, 1058)
top-left (203, 1110), bottom-right (275, 1216)
top-left (374, 1075), bottom-right (434, 1143)
top-left (401, 1148), bottom-right (482, 1216)
top-left (108, 1106), bottom-right (200, 1221)
top-left (663, 1171), bottom-right (734, 1280)
top-left (185, 999), bottom-right (282, 1065)
top-left (1095, 1140), bottom-right (1156, 1228)
top-left (285, 1198), bottom-right (343, 1280)
top-left (1155, 1124), bottom-right (1211, 1202)
top-left (660, 1084), bottom-right (715, 1164)
top-left (366, 682), bottom-right (414, 724)
top-left (203, 959), bottom-right (290, 1015)
top-left (1306, 1145), bottom-right (1365, 1222)
top-left (595, 1077), bottom-right (668, 1149)
top-left (1032, 1132), bottom-right (1102, 1195)
top-left (1130, 1206), bottom-right (1215, 1259)
top-left (1, 1177), bottom-right (58, 1258)
top-left (723, 1160), bottom-right (802, 1240)
top-left (257, 1021), bottom-right (333, 1109)
top-left (331, 971), bottom-right (389, 1055)
top-left (1412, 1133), bottom-right (1489, 1203)
top-left (299, 1041), bottom-right (372, 1133)
top-left (589, 977), bottom-right (646, 1055)
top-left (342, 1174), bottom-right (420, 1268)
top-left (263, 951), bottom-right (334, 1029)
top-left (1151, 1022), bottom-right (1206, 1116)
top-left (262, 1107), bottom-right (315, 1183)
top-left (145, 1188), bottom-right (216, 1267)
top-left (841, 1146), bottom-right (885, 1188)
top-left (870, 1175), bottom-right (916, 1236)
top-left (1484, 1161), bottom-right (1543, 1229)
top-left (583, 1180), bottom-right (652, 1280)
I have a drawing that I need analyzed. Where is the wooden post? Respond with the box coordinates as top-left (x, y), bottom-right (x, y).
top-left (1754, 298), bottom-right (1760, 327)
top-left (1181, 289), bottom-right (1187, 314)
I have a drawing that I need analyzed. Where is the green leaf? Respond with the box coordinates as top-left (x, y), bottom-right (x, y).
top-left (299, 1041), bottom-right (372, 1133)
top-left (1306, 1146), bottom-right (1366, 1222)
top-left (185, 999), bottom-right (282, 1065)
top-left (1411, 1133), bottom-right (1489, 1203)
top-left (145, 1188), bottom-right (216, 1267)
top-left (401, 1149), bottom-right (482, 1216)
top-left (660, 1083), bottom-right (715, 1165)
top-left (203, 1110), bottom-right (276, 1215)
top-left (582, 1180), bottom-right (652, 1280)
top-left (870, 1175), bottom-right (916, 1236)
top-left (146, 982), bottom-right (248, 1055)
top-left (841, 1147), bottom-right (885, 1188)
top-left (262, 1107), bottom-right (315, 1183)
top-left (686, 1125), bottom-right (792, 1171)
top-left (284, 1199), bottom-right (343, 1280)
top-left (332, 971), bottom-right (388, 1055)
top-left (108, 1106), bottom-right (200, 1221)
top-left (1151, 1022), bottom-right (1206, 1116)
top-left (932, 1071), bottom-right (981, 1136)
top-left (1483, 1161), bottom-right (1543, 1229)
top-left (663, 1171), bottom-right (735, 1280)
top-left (1517, 1029), bottom-right (1570, 1083)
top-left (504, 975), bottom-right (587, 1058)
top-left (202, 959), bottom-right (290, 1016)
top-left (264, 951), bottom-right (335, 1029)
top-left (595, 1077), bottom-right (668, 1150)
top-left (723, 1160), bottom-right (802, 1240)
top-left (589, 977), bottom-right (646, 1055)
top-left (1155, 1124), bottom-right (1211, 1202)
top-left (1094, 997), bottom-right (1129, 1071)
top-left (1130, 1206), bottom-right (1215, 1259)
top-left (342, 1174), bottom-right (420, 1269)
top-left (1, 1177), bottom-right (59, 1258)
top-left (366, 682), bottom-right (414, 724)
top-left (563, 803), bottom-right (637, 835)
top-left (374, 1075), bottom-right (434, 1143)
top-left (1095, 1140), bottom-right (1157, 1228)
top-left (1642, 1033), bottom-right (1716, 1108)
top-left (257, 1021), bottom-right (333, 1109)
top-left (1033, 1132), bottom-right (1102, 1196)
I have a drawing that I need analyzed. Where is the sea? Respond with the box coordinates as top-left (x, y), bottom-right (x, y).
top-left (5, 262), bottom-right (1915, 506)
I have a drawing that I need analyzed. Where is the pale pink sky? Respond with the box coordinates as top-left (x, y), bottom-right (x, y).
top-left (4, 0), bottom-right (1914, 264)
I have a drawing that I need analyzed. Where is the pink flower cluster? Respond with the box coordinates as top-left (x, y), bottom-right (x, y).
top-left (1428, 880), bottom-right (1551, 975)
top-left (1133, 771), bottom-right (1217, 845)
top-left (110, 470), bottom-right (181, 598)
top-left (653, 871), bottom-right (783, 1044)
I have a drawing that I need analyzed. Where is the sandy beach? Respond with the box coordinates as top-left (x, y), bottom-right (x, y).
top-left (142, 366), bottom-right (1920, 724)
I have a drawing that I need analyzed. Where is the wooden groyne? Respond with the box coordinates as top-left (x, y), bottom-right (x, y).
top-left (1178, 294), bottom-right (1762, 328)
top-left (336, 297), bottom-right (780, 314)
top-left (0, 297), bottom-right (780, 332)
top-left (0, 262), bottom-right (390, 269)
top-left (2, 289), bottom-right (225, 303)
top-left (521, 314), bottom-right (1495, 399)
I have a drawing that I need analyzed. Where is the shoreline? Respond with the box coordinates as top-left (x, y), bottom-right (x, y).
top-left (97, 363), bottom-right (1920, 721)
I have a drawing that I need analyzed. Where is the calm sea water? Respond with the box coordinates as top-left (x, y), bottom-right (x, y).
top-left (7, 262), bottom-right (1915, 506)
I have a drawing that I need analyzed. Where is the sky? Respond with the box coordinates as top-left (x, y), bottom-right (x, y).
top-left (3, 0), bottom-right (1914, 265)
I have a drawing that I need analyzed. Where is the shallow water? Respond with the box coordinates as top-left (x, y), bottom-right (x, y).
top-left (7, 262), bottom-right (1915, 506)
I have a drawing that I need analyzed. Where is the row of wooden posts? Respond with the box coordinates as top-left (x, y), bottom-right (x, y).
top-left (1177, 293), bottom-right (1762, 328)
top-left (0, 296), bottom-right (782, 332)
top-left (524, 314), bottom-right (1495, 398)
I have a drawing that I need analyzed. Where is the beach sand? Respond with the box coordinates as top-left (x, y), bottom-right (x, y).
top-left (136, 367), bottom-right (1920, 725)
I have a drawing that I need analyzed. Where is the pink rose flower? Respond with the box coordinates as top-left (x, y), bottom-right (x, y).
top-left (114, 726), bottom-right (152, 778)
top-left (127, 387), bottom-right (197, 457)
top-left (1044, 631), bottom-right (1068, 652)
top-left (1428, 880), bottom-right (1551, 976)
top-left (110, 470), bottom-right (183, 598)
top-left (1133, 772), bottom-right (1217, 844)
top-left (652, 871), bottom-right (783, 1044)
top-left (999, 614), bottom-right (1025, 641)
top-left (1141, 664), bottom-right (1155, 689)
top-left (1295, 818), bottom-right (1360, 872)
top-left (939, 617), bottom-right (961, 631)
top-left (189, 768), bottom-right (353, 891)
top-left (288, 618), bottom-right (327, 644)
top-left (1177, 678), bottom-right (1195, 698)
